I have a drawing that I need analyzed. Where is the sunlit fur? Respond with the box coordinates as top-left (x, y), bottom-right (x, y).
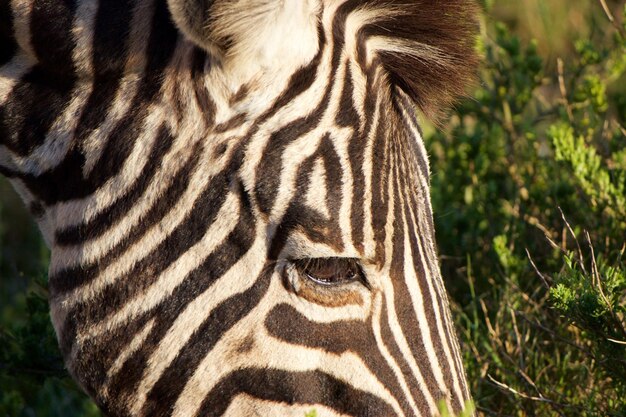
top-left (0, 0), bottom-right (479, 416)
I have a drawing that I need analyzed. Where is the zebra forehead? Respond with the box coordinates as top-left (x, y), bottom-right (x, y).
top-left (166, 0), bottom-right (479, 121)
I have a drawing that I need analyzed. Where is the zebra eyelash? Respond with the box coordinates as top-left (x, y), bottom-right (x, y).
top-left (291, 257), bottom-right (370, 289)
top-left (280, 257), bottom-right (371, 308)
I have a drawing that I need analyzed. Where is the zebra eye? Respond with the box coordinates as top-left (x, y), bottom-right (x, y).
top-left (292, 258), bottom-right (366, 287)
top-left (283, 258), bottom-right (371, 307)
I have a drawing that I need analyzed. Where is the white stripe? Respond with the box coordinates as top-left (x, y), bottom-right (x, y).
top-left (10, 0), bottom-right (36, 58)
top-left (51, 0), bottom-right (156, 228)
top-left (402, 178), bottom-right (467, 406)
top-left (52, 138), bottom-right (217, 307)
top-left (365, 36), bottom-right (450, 68)
top-left (80, 0), bottom-right (157, 176)
top-left (238, 31), bottom-right (334, 208)
top-left (370, 292), bottom-right (419, 417)
top-left (224, 395), bottom-right (352, 417)
top-left (304, 158), bottom-right (330, 217)
top-left (7, 82), bottom-right (94, 174)
top-left (0, 52), bottom-right (35, 105)
top-left (101, 317), bottom-right (156, 397)
top-left (0, 0), bottom-right (36, 159)
top-left (129, 231), bottom-right (269, 415)
top-left (50, 104), bottom-right (168, 263)
top-left (360, 85), bottom-right (383, 259)
top-left (1, 9), bottom-right (98, 176)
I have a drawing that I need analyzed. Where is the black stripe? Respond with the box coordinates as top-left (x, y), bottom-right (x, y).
top-left (66, 162), bottom-right (235, 326)
top-left (91, 0), bottom-right (133, 76)
top-left (348, 72), bottom-right (379, 254)
top-left (0, 107), bottom-right (11, 153)
top-left (49, 141), bottom-right (204, 297)
top-left (1, 0), bottom-right (78, 155)
top-left (138, 233), bottom-right (266, 416)
top-left (254, 83), bottom-right (332, 215)
top-left (336, 61), bottom-right (359, 127)
top-left (14, 0), bottom-right (177, 203)
top-left (30, 0), bottom-right (77, 75)
top-left (0, 0), bottom-right (17, 66)
top-left (370, 101), bottom-right (392, 266)
top-left (395, 150), bottom-right (461, 411)
top-left (70, 183), bottom-right (259, 412)
top-left (194, 369), bottom-right (396, 417)
top-left (268, 134), bottom-right (344, 259)
top-left (405, 192), bottom-right (466, 410)
top-left (387, 153), bottom-right (443, 404)
top-left (393, 92), bottom-right (428, 181)
top-left (261, 22), bottom-right (325, 119)
top-left (195, 369), bottom-right (396, 417)
top-left (190, 48), bottom-right (216, 127)
top-left (71, 0), bottom-right (134, 149)
top-left (265, 303), bottom-right (415, 416)
top-left (254, 21), bottom-right (338, 216)
top-left (2, 65), bottom-right (76, 156)
top-left (379, 299), bottom-right (439, 413)
top-left (55, 124), bottom-right (175, 244)
top-left (320, 135), bottom-right (344, 226)
top-left (51, 141), bottom-right (238, 302)
top-left (65, 311), bottom-right (155, 400)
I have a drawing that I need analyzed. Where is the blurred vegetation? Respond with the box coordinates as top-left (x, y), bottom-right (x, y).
top-left (1, 0), bottom-right (625, 416)
top-left (0, 182), bottom-right (101, 416)
top-left (429, 0), bottom-right (626, 415)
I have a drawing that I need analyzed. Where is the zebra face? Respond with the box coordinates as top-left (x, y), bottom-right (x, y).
top-left (1, 0), bottom-right (478, 415)
top-left (224, 89), bottom-right (468, 416)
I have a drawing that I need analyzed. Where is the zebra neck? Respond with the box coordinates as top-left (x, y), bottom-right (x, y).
top-left (0, 0), bottom-right (325, 246)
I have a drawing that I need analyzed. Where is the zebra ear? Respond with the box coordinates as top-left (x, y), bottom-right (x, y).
top-left (167, 0), bottom-right (320, 68)
top-left (369, 0), bottom-right (481, 122)
top-left (166, 0), bottom-right (216, 51)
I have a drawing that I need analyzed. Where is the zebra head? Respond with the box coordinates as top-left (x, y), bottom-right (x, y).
top-left (0, 0), bottom-right (479, 416)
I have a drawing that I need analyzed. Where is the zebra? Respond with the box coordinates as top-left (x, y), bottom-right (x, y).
top-left (0, 0), bottom-right (479, 415)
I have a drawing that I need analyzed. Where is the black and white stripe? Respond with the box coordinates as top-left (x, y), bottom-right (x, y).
top-left (0, 0), bottom-right (479, 415)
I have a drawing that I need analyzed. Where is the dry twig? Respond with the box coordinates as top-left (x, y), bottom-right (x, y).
top-left (526, 248), bottom-right (550, 288)
top-left (557, 59), bottom-right (574, 122)
top-left (559, 207), bottom-right (586, 273)
top-left (487, 375), bottom-right (568, 417)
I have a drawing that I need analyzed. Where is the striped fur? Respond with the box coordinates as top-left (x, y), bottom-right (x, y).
top-left (0, 0), bottom-right (479, 416)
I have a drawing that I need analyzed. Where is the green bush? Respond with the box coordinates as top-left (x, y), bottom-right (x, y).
top-left (0, 182), bottom-right (101, 416)
top-left (428, 1), bottom-right (626, 415)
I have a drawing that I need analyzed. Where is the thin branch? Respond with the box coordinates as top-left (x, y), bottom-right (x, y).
top-left (584, 231), bottom-right (626, 339)
top-left (597, 0), bottom-right (615, 22)
top-left (544, 233), bottom-right (562, 252)
top-left (559, 207), bottom-right (586, 273)
top-left (510, 308), bottom-right (524, 370)
top-left (519, 315), bottom-right (595, 359)
top-left (487, 374), bottom-right (569, 417)
top-left (597, 0), bottom-right (626, 35)
top-left (526, 248), bottom-right (550, 288)
top-left (557, 59), bottom-right (574, 122)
